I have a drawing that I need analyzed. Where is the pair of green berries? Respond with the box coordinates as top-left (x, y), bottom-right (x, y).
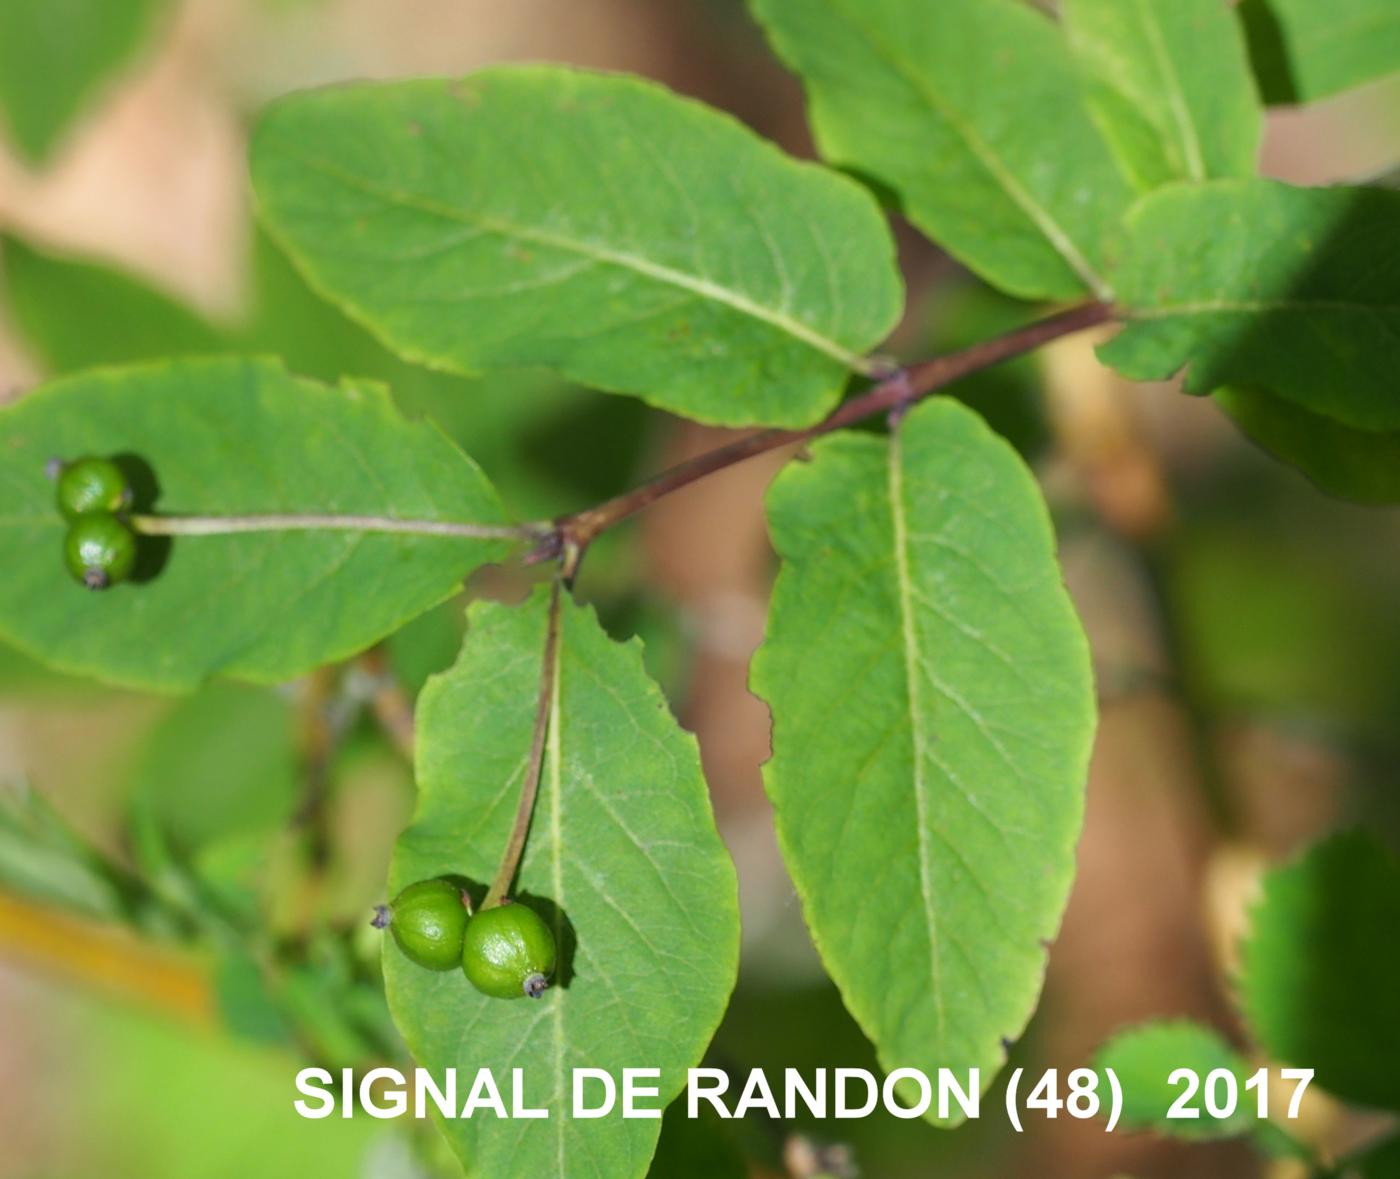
top-left (51, 456), bottom-right (138, 591)
top-left (375, 880), bottom-right (557, 1000)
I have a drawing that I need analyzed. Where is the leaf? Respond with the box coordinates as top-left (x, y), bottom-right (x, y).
top-left (126, 682), bottom-right (298, 856)
top-left (0, 226), bottom-right (653, 626)
top-left (1239, 0), bottom-right (1400, 105)
top-left (213, 949), bottom-right (293, 1044)
top-left (1216, 387), bottom-right (1400, 504)
top-left (1095, 1021), bottom-right (1254, 1141)
top-left (0, 637), bottom-right (96, 696)
top-left (0, 226), bottom-right (591, 510)
top-left (752, 398), bottom-right (1095, 1122)
top-left (385, 589), bottom-right (740, 1179)
top-left (1062, 0), bottom-right (1261, 189)
top-left (0, 781), bottom-right (162, 926)
top-left (125, 682), bottom-right (300, 921)
top-left (248, 228), bottom-right (632, 520)
top-left (748, 0), bottom-right (1135, 301)
top-left (1240, 831), bottom-right (1400, 1113)
top-left (0, 0), bottom-right (170, 163)
top-left (251, 65), bottom-right (903, 428)
top-left (1101, 180), bottom-right (1400, 431)
top-left (0, 356), bottom-right (512, 691)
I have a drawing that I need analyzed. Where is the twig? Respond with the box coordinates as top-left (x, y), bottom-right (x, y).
top-left (551, 302), bottom-right (1112, 566)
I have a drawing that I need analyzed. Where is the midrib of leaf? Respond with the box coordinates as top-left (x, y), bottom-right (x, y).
top-left (546, 644), bottom-right (567, 1178)
top-left (887, 429), bottom-right (947, 1042)
top-left (824, 0), bottom-right (1111, 299)
top-left (272, 147), bottom-right (873, 374)
top-left (1133, 0), bottom-right (1205, 181)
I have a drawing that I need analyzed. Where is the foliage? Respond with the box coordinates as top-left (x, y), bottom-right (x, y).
top-left (0, 358), bottom-right (510, 690)
top-left (0, 2), bottom-right (1397, 1176)
top-left (251, 67), bottom-right (903, 428)
top-left (386, 591), bottom-right (739, 1176)
top-left (750, 0), bottom-right (1133, 300)
top-left (1063, 0), bottom-right (1262, 188)
top-left (753, 398), bottom-right (1093, 1117)
top-left (1095, 1021), bottom-right (1255, 1141)
top-left (1240, 832), bottom-right (1400, 1113)
top-left (1101, 180), bottom-right (1400, 432)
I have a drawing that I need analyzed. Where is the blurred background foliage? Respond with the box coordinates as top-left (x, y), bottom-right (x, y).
top-left (0, 2), bottom-right (1398, 1178)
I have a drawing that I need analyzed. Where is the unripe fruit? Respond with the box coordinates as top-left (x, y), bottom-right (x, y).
top-left (55, 456), bottom-right (133, 520)
top-left (462, 900), bottom-right (556, 1000)
top-left (64, 513), bottom-right (137, 590)
top-left (376, 879), bottom-right (471, 971)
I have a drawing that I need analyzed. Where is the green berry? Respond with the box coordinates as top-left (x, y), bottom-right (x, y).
top-left (462, 900), bottom-right (557, 1000)
top-left (64, 513), bottom-right (137, 590)
top-left (55, 456), bottom-right (132, 520)
top-left (377, 879), bottom-right (470, 971)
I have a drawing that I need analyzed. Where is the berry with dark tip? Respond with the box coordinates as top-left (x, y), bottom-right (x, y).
top-left (379, 879), bottom-right (471, 971)
top-left (461, 900), bottom-right (557, 1000)
top-left (64, 512), bottom-right (137, 590)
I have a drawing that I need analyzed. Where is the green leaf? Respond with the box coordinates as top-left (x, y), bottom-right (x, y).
top-left (0, 233), bottom-right (226, 368)
top-left (1216, 387), bottom-right (1400, 504)
top-left (748, 0), bottom-right (1135, 301)
top-left (213, 949), bottom-right (294, 1044)
top-left (1239, 0), bottom-right (1400, 105)
top-left (251, 65), bottom-right (903, 428)
top-left (125, 682), bottom-right (300, 922)
top-left (1240, 831), bottom-right (1400, 1113)
top-left (248, 227), bottom-right (620, 520)
top-left (0, 0), bottom-right (170, 163)
top-left (0, 356), bottom-right (512, 691)
top-left (752, 399), bottom-right (1095, 1122)
top-left (0, 636), bottom-right (96, 696)
top-left (385, 589), bottom-right (739, 1179)
top-left (0, 781), bottom-right (161, 926)
top-left (1095, 1021), bottom-right (1253, 1141)
top-left (0, 227), bottom-right (590, 510)
top-left (1063, 0), bottom-right (1261, 189)
top-left (126, 682), bottom-right (298, 857)
top-left (1101, 180), bottom-right (1400, 431)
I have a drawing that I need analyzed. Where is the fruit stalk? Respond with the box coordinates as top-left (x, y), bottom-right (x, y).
top-left (482, 578), bottom-right (563, 910)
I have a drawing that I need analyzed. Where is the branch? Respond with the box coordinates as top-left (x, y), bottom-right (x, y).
top-left (553, 302), bottom-right (1113, 564)
top-left (483, 579), bottom-right (563, 909)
